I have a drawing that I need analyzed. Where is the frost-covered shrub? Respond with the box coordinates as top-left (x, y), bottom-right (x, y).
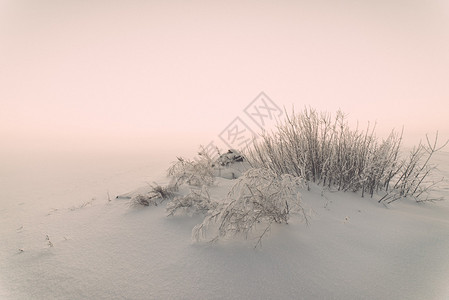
top-left (129, 194), bottom-right (158, 207)
top-left (167, 149), bottom-right (215, 187)
top-left (129, 183), bottom-right (176, 207)
top-left (166, 186), bottom-right (217, 216)
top-left (379, 133), bottom-right (448, 203)
top-left (192, 168), bottom-right (308, 247)
top-left (245, 107), bottom-right (447, 203)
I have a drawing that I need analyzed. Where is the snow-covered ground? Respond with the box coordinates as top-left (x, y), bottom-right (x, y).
top-left (1, 150), bottom-right (449, 299)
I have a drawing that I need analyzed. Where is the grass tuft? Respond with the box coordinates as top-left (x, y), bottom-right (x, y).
top-left (245, 107), bottom-right (447, 203)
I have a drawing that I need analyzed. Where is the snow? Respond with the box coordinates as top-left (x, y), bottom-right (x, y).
top-left (1, 151), bottom-right (449, 299)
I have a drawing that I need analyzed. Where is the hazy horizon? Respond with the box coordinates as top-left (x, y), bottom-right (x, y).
top-left (1, 1), bottom-right (448, 156)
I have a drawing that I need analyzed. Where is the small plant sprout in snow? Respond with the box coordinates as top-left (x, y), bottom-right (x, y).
top-left (129, 183), bottom-right (177, 207)
top-left (69, 198), bottom-right (96, 211)
top-left (46, 235), bottom-right (54, 248)
top-left (192, 168), bottom-right (308, 248)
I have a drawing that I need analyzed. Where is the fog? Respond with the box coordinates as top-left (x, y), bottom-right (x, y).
top-left (1, 4), bottom-right (449, 298)
top-left (1, 0), bottom-right (449, 171)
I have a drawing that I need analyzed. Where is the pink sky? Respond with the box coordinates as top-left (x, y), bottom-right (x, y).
top-left (1, 0), bottom-right (448, 153)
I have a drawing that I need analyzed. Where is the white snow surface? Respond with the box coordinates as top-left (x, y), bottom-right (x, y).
top-left (1, 151), bottom-right (449, 300)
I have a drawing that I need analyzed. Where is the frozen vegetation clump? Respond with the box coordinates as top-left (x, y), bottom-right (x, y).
top-left (379, 133), bottom-right (448, 203)
top-left (127, 107), bottom-right (447, 247)
top-left (166, 186), bottom-right (218, 216)
top-left (245, 107), bottom-right (448, 203)
top-left (129, 183), bottom-right (177, 207)
top-left (167, 148), bottom-right (215, 187)
top-left (192, 168), bottom-right (308, 248)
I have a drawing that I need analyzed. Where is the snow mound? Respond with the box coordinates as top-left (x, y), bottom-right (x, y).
top-left (2, 165), bottom-right (449, 299)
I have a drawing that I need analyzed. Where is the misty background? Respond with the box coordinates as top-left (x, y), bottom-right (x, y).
top-left (1, 1), bottom-right (449, 199)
